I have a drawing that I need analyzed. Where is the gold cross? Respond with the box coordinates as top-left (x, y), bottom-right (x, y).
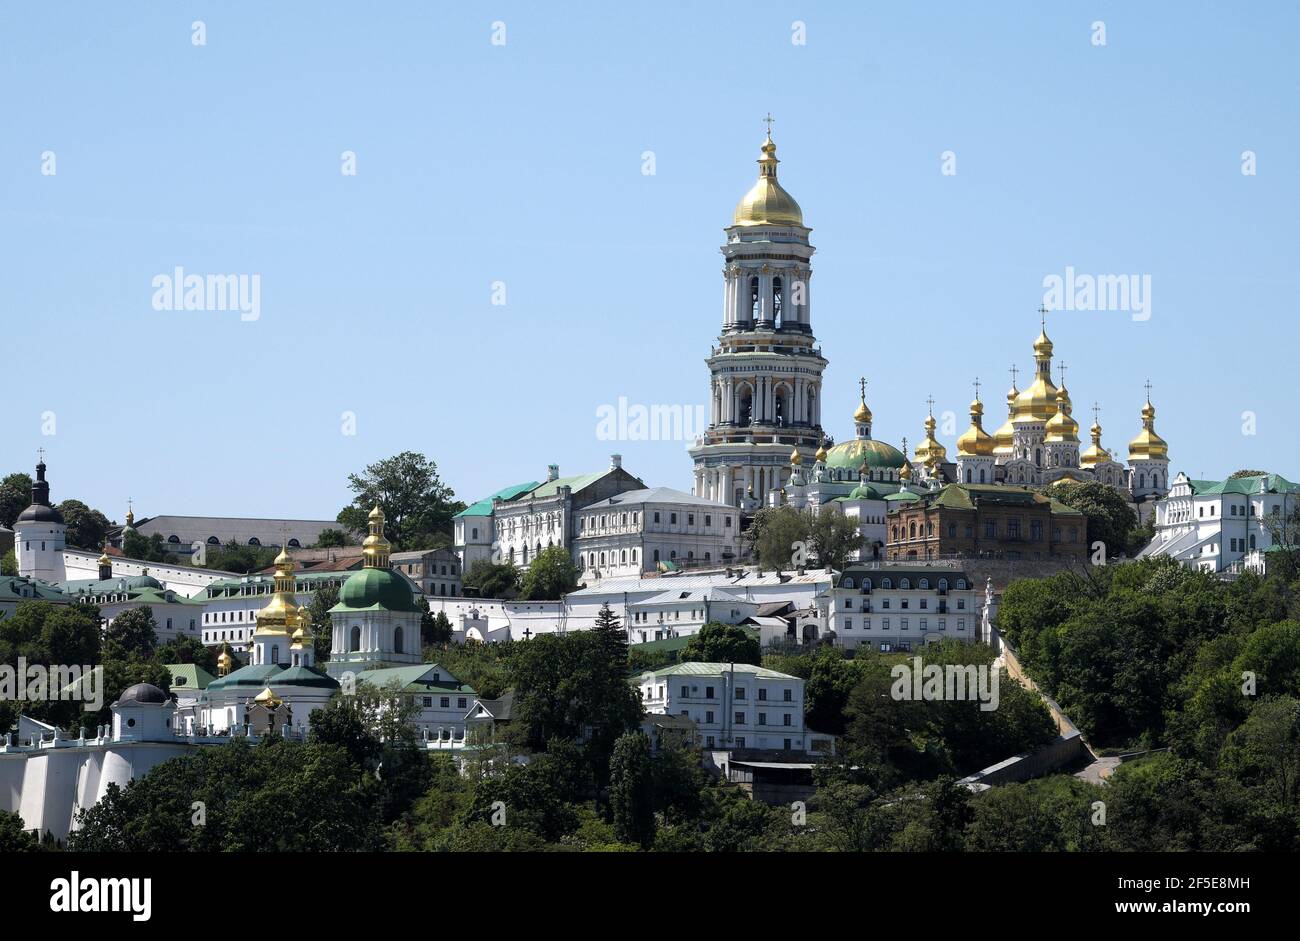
top-left (925, 395), bottom-right (935, 416)
top-left (1144, 379), bottom-right (1153, 400)
top-left (972, 377), bottom-right (981, 400)
top-left (1009, 364), bottom-right (1018, 387)
top-left (1038, 303), bottom-right (1050, 328)
top-left (763, 112), bottom-right (775, 136)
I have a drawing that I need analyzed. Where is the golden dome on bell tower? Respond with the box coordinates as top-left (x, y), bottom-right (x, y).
top-left (1044, 383), bottom-right (1080, 443)
top-left (992, 372), bottom-right (1019, 456)
top-left (1014, 311), bottom-right (1059, 423)
top-left (1080, 404), bottom-right (1109, 467)
top-left (732, 125), bottom-right (805, 228)
top-left (254, 545), bottom-right (300, 636)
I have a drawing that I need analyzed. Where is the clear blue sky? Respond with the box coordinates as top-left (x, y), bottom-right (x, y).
top-left (2, 2), bottom-right (1297, 521)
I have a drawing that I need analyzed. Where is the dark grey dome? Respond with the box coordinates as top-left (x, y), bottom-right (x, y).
top-left (15, 502), bottom-right (64, 525)
top-left (117, 683), bottom-right (169, 705)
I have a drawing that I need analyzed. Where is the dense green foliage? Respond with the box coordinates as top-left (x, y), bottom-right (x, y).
top-left (336, 451), bottom-right (465, 550)
top-left (681, 622), bottom-right (762, 666)
top-left (747, 505), bottom-right (863, 572)
top-left (519, 546), bottom-right (580, 600)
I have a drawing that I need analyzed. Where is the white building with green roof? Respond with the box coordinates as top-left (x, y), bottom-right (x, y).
top-left (1139, 471), bottom-right (1300, 572)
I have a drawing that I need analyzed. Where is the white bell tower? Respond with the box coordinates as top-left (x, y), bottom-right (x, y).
top-left (14, 452), bottom-right (67, 583)
top-left (689, 118), bottom-right (829, 509)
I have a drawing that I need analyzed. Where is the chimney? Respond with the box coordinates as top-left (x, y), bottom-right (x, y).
top-left (610, 453), bottom-right (622, 471)
top-left (547, 464), bottom-right (559, 482)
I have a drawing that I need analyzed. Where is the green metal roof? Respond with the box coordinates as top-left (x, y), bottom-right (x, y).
top-left (166, 663), bottom-right (216, 691)
top-left (355, 664), bottom-right (475, 695)
top-left (1195, 474), bottom-right (1300, 496)
top-left (0, 576), bottom-right (68, 604)
top-left (454, 481), bottom-right (541, 518)
top-left (512, 471), bottom-right (611, 501)
top-left (637, 661), bottom-right (797, 681)
top-left (205, 663), bottom-right (284, 692)
top-left (331, 567), bottom-right (423, 613)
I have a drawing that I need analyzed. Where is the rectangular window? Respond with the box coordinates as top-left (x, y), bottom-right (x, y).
top-left (422, 697), bottom-right (432, 707)
top-left (440, 697), bottom-right (450, 708)
top-left (735, 712), bottom-right (745, 725)
top-left (783, 689), bottom-right (792, 702)
top-left (458, 697), bottom-right (467, 708)
top-left (734, 687), bottom-right (746, 700)
top-left (758, 713), bottom-right (767, 725)
top-left (681, 685), bottom-right (689, 698)
top-left (705, 685), bottom-right (714, 698)
top-left (985, 521), bottom-right (997, 539)
top-left (783, 714), bottom-right (792, 726)
top-left (706, 711), bottom-right (714, 723)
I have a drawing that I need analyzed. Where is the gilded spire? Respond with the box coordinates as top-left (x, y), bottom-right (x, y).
top-left (1014, 309), bottom-right (1059, 422)
top-left (733, 118), bottom-right (804, 227)
top-left (913, 396), bottom-right (947, 465)
top-left (125, 499), bottom-right (135, 528)
top-left (1044, 369), bottom-right (1080, 443)
top-left (363, 505), bottom-right (392, 569)
top-left (789, 447), bottom-right (803, 466)
top-left (853, 377), bottom-right (872, 426)
top-left (899, 436), bottom-right (913, 482)
top-left (216, 642), bottom-right (233, 677)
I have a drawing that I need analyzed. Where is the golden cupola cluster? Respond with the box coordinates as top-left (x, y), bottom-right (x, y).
top-left (1128, 397), bottom-right (1169, 460)
top-left (255, 546), bottom-right (308, 638)
top-left (1044, 382), bottom-right (1080, 443)
top-left (733, 133), bottom-right (805, 227)
top-left (956, 397), bottom-right (996, 457)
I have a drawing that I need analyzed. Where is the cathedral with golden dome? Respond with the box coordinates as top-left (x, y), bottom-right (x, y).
top-left (692, 126), bottom-right (1171, 559)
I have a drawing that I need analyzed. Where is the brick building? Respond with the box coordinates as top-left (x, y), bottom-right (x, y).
top-left (885, 484), bottom-right (1087, 562)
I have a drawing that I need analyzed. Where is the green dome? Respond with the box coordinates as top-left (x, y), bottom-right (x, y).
top-left (848, 483), bottom-right (880, 500)
top-left (825, 437), bottom-right (907, 471)
top-left (334, 568), bottom-right (422, 613)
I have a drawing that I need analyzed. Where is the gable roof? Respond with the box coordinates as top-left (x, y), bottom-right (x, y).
top-left (166, 663), bottom-right (217, 691)
top-left (355, 663), bottom-right (476, 695)
top-left (637, 661), bottom-right (798, 681)
top-left (454, 481), bottom-right (541, 518)
top-left (581, 487), bottom-right (731, 510)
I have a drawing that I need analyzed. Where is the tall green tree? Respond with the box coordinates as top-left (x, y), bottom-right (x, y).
top-left (0, 473), bottom-right (33, 529)
top-left (103, 606), bottom-right (158, 661)
top-left (680, 622), bottom-right (761, 666)
top-left (609, 732), bottom-right (656, 848)
top-left (591, 603), bottom-right (628, 673)
top-left (747, 505), bottom-right (812, 572)
top-left (809, 508), bottom-right (864, 570)
top-left (519, 546), bottom-right (579, 600)
top-left (305, 584), bottom-right (340, 662)
top-left (462, 558), bottom-right (521, 599)
top-left (57, 500), bottom-right (111, 551)
top-left (1045, 480), bottom-right (1138, 558)
top-left (336, 452), bottom-right (465, 550)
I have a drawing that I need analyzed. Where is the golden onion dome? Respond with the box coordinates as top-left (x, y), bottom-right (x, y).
top-left (853, 397), bottom-right (872, 424)
top-left (733, 134), bottom-right (804, 227)
top-left (1128, 398), bottom-right (1169, 460)
top-left (1014, 375), bottom-right (1059, 423)
top-left (789, 448), bottom-right (803, 466)
top-left (97, 548), bottom-right (112, 567)
top-left (1033, 329), bottom-right (1053, 357)
top-left (913, 412), bottom-right (947, 465)
top-left (815, 441), bottom-right (829, 463)
top-left (367, 504), bottom-right (384, 521)
top-left (1080, 420), bottom-right (1108, 467)
top-left (956, 400), bottom-right (996, 457)
top-left (1044, 386), bottom-right (1080, 443)
top-left (216, 644), bottom-right (233, 676)
top-left (899, 461), bottom-right (913, 482)
top-left (290, 621), bottom-right (313, 648)
top-left (253, 687), bottom-right (282, 708)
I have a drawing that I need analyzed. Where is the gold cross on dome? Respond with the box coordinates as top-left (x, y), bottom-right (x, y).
top-left (1092, 402), bottom-right (1101, 423)
top-left (1038, 303), bottom-right (1050, 328)
top-left (1009, 364), bottom-right (1018, 386)
top-left (1058, 361), bottom-right (1068, 385)
top-left (763, 112), bottom-right (775, 136)
top-left (972, 377), bottom-right (981, 400)
top-left (925, 395), bottom-right (936, 416)
top-left (1144, 379), bottom-right (1153, 400)
top-left (859, 376), bottom-right (867, 400)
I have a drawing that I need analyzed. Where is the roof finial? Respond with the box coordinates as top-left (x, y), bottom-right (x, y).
top-left (1038, 303), bottom-right (1049, 329)
top-left (36, 446), bottom-right (45, 466)
top-left (1058, 361), bottom-right (1068, 386)
top-left (1009, 363), bottom-right (1018, 387)
top-left (972, 377), bottom-right (981, 401)
top-left (763, 112), bottom-right (775, 138)
top-left (925, 394), bottom-right (936, 417)
top-left (1092, 401), bottom-right (1101, 424)
top-left (1144, 378), bottom-right (1153, 402)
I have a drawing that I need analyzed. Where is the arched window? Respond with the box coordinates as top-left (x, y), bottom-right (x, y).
top-left (938, 578), bottom-right (948, 591)
top-left (919, 578), bottom-right (930, 589)
top-left (772, 276), bottom-right (783, 325)
top-left (394, 626), bottom-right (404, 654)
top-left (653, 549), bottom-right (660, 563)
top-left (249, 537), bottom-right (261, 546)
top-left (1034, 449), bottom-right (1042, 467)
top-left (843, 577), bottom-right (855, 589)
top-left (350, 625), bottom-right (361, 652)
top-left (207, 536), bottom-right (220, 545)
top-left (168, 534), bottom-right (180, 544)
top-left (749, 276), bottom-right (760, 321)
top-left (900, 578), bottom-right (911, 590)
top-left (978, 468), bottom-right (986, 483)
top-left (882, 578), bottom-right (892, 589)
top-left (271, 644), bottom-right (279, 664)
top-left (965, 468), bottom-right (971, 483)
top-left (288, 539), bottom-right (301, 548)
